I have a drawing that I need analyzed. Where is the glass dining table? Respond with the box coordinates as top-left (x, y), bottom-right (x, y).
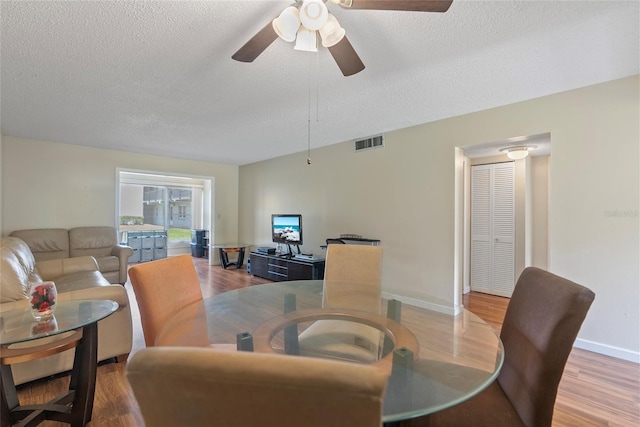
top-left (156, 280), bottom-right (503, 425)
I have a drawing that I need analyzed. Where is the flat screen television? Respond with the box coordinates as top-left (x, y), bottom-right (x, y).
top-left (272, 214), bottom-right (303, 246)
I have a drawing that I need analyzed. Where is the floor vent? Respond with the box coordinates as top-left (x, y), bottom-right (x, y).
top-left (355, 134), bottom-right (384, 152)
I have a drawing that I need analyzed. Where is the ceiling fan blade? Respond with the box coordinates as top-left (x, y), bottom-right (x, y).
top-left (328, 36), bottom-right (365, 76)
top-left (339, 0), bottom-right (453, 12)
top-left (232, 21), bottom-right (279, 63)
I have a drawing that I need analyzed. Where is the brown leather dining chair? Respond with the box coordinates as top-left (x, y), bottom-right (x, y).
top-left (128, 254), bottom-right (236, 350)
top-left (410, 267), bottom-right (595, 427)
top-left (298, 244), bottom-right (384, 361)
top-left (126, 347), bottom-right (388, 427)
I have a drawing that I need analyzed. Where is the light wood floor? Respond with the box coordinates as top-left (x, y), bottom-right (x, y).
top-left (14, 258), bottom-right (640, 426)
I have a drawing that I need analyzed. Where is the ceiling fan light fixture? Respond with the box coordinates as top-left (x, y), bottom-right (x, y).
top-left (273, 6), bottom-right (301, 42)
top-left (294, 28), bottom-right (318, 52)
top-left (299, 0), bottom-right (329, 31)
top-left (500, 146), bottom-right (535, 160)
top-left (319, 13), bottom-right (346, 47)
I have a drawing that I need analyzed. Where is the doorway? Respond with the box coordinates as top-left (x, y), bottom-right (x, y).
top-left (455, 134), bottom-right (550, 306)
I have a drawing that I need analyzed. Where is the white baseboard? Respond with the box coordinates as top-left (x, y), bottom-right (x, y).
top-left (574, 338), bottom-right (640, 363)
top-left (381, 292), bottom-right (461, 316)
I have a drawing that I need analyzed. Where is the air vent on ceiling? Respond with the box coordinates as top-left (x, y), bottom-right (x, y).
top-left (354, 134), bottom-right (384, 152)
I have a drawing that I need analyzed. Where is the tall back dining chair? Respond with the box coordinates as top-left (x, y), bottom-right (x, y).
top-left (128, 254), bottom-right (203, 347)
top-left (323, 243), bottom-right (383, 313)
top-left (126, 347), bottom-right (388, 427)
top-left (425, 267), bottom-right (595, 427)
top-left (298, 244), bottom-right (383, 362)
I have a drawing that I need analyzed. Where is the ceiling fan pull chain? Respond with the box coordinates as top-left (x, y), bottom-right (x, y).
top-left (316, 49), bottom-right (320, 123)
top-left (307, 50), bottom-right (313, 165)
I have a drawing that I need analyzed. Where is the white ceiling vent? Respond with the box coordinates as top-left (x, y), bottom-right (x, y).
top-left (354, 134), bottom-right (384, 152)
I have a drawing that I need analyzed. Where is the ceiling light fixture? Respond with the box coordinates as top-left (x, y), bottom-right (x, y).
top-left (500, 146), bottom-right (536, 160)
top-left (273, 7), bottom-right (301, 42)
top-left (272, 0), bottom-right (347, 54)
top-left (294, 28), bottom-right (318, 52)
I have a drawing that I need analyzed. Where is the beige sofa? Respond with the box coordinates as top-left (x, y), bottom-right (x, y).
top-left (10, 226), bottom-right (133, 285)
top-left (0, 236), bottom-right (133, 385)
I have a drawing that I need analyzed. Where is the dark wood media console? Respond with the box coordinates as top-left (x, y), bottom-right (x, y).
top-left (249, 251), bottom-right (325, 281)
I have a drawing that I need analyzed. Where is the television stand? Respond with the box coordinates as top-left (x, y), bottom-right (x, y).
top-left (249, 251), bottom-right (324, 282)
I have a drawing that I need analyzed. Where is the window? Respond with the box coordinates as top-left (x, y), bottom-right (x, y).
top-left (117, 170), bottom-right (213, 256)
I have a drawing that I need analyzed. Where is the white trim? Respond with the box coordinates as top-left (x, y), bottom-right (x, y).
top-left (574, 338), bottom-right (640, 363)
top-left (119, 169), bottom-right (206, 188)
top-left (381, 292), bottom-right (461, 316)
top-left (453, 147), bottom-right (464, 307)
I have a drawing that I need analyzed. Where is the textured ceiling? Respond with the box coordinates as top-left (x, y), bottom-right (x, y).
top-left (1, 1), bottom-right (638, 165)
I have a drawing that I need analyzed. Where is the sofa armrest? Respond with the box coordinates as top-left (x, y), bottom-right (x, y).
top-left (36, 256), bottom-right (99, 281)
top-left (111, 244), bottom-right (134, 285)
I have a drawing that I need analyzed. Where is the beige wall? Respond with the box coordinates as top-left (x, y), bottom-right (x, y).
top-left (239, 76), bottom-right (640, 361)
top-left (1, 137), bottom-right (240, 244)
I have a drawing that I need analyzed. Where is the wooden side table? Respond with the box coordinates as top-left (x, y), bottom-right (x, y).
top-left (0, 299), bottom-right (118, 427)
top-left (212, 244), bottom-right (251, 269)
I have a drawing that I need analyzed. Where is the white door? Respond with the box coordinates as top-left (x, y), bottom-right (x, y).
top-left (470, 163), bottom-right (515, 297)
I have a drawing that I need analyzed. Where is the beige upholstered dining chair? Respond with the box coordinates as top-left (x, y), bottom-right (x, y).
top-left (126, 347), bottom-right (388, 427)
top-left (298, 244), bottom-right (383, 362)
top-left (128, 254), bottom-right (228, 349)
top-left (411, 267), bottom-right (595, 427)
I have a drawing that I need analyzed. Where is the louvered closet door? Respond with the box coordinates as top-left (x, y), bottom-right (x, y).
top-left (471, 165), bottom-right (492, 293)
top-left (470, 163), bottom-right (515, 297)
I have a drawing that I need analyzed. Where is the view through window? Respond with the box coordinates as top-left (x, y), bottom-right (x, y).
top-left (118, 171), bottom-right (211, 258)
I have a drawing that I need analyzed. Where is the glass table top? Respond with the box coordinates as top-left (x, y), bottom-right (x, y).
top-left (156, 280), bottom-right (503, 423)
top-left (0, 299), bottom-right (118, 346)
top-left (210, 243), bottom-right (252, 249)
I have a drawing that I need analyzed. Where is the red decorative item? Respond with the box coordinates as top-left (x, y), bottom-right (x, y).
top-left (29, 281), bottom-right (57, 320)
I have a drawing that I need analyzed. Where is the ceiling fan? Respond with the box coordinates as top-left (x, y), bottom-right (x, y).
top-left (232, 0), bottom-right (453, 76)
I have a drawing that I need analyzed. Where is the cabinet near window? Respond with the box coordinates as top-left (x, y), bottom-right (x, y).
top-left (126, 230), bottom-right (167, 262)
top-left (249, 252), bottom-right (324, 282)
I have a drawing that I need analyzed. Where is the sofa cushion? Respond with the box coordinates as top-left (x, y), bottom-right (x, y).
top-left (55, 273), bottom-right (129, 307)
top-left (69, 226), bottom-right (118, 259)
top-left (55, 270), bottom-right (111, 292)
top-left (36, 256), bottom-right (100, 281)
top-left (1, 237), bottom-right (42, 303)
top-left (10, 229), bottom-right (70, 261)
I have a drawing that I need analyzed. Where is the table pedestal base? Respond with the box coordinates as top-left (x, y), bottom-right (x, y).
top-left (219, 247), bottom-right (246, 269)
top-left (1, 323), bottom-right (98, 427)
